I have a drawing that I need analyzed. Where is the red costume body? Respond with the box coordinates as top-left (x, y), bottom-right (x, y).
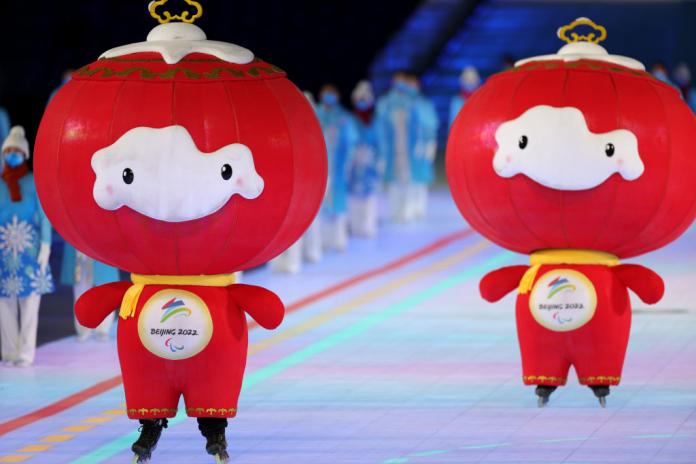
top-left (34, 21), bottom-right (328, 427)
top-left (481, 264), bottom-right (663, 387)
top-left (76, 282), bottom-right (284, 419)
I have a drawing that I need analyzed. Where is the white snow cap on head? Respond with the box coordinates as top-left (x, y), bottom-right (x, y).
top-left (515, 17), bottom-right (644, 71)
top-left (92, 125), bottom-right (264, 222)
top-left (493, 105), bottom-right (644, 191)
top-left (100, 22), bottom-right (254, 65)
top-left (2, 126), bottom-right (30, 158)
top-left (351, 80), bottom-right (375, 105)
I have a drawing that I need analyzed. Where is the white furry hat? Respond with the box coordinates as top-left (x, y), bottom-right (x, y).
top-left (2, 126), bottom-right (30, 158)
top-left (351, 80), bottom-right (375, 105)
top-left (459, 66), bottom-right (481, 89)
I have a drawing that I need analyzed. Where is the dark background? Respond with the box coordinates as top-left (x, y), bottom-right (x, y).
top-left (0, 0), bottom-right (421, 146)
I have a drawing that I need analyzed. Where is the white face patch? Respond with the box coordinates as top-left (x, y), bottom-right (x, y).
top-left (92, 125), bottom-right (264, 222)
top-left (492, 105), bottom-right (644, 191)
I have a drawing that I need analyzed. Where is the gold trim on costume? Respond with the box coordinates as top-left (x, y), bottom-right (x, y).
top-left (523, 375), bottom-right (567, 385)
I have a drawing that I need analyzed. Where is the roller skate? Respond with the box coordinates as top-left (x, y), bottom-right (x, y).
top-left (589, 385), bottom-right (610, 408)
top-left (198, 418), bottom-right (229, 463)
top-left (535, 385), bottom-right (557, 407)
top-left (131, 418), bottom-right (167, 463)
top-left (204, 432), bottom-right (229, 463)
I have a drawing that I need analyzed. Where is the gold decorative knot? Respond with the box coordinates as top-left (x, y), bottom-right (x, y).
top-left (557, 17), bottom-right (607, 44)
top-left (149, 0), bottom-right (203, 24)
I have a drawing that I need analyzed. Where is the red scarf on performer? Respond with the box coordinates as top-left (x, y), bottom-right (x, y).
top-left (354, 108), bottom-right (374, 125)
top-left (2, 163), bottom-right (29, 202)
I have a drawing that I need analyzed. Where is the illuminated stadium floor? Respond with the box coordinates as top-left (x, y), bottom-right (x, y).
top-left (1, 191), bottom-right (695, 463)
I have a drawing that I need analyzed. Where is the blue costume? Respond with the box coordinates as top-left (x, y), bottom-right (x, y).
top-left (375, 86), bottom-right (439, 186)
top-left (0, 174), bottom-right (53, 299)
top-left (60, 243), bottom-right (120, 287)
top-left (0, 107), bottom-right (10, 142)
top-left (375, 87), bottom-right (418, 185)
top-left (349, 115), bottom-right (380, 198)
top-left (411, 95), bottom-right (439, 186)
top-left (449, 95), bottom-right (466, 129)
top-left (315, 102), bottom-right (359, 216)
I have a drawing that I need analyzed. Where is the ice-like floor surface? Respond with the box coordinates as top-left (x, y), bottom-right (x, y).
top-left (1, 191), bottom-right (695, 464)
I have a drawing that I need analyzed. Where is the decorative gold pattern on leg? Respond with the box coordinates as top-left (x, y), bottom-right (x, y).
top-left (128, 407), bottom-right (178, 417)
top-left (186, 407), bottom-right (237, 417)
top-left (523, 375), bottom-right (568, 385)
top-left (579, 375), bottom-right (621, 385)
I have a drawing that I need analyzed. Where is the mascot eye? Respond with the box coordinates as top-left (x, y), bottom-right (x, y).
top-left (605, 143), bottom-right (615, 157)
top-left (221, 164), bottom-right (233, 180)
top-left (122, 168), bottom-right (134, 185)
top-left (518, 135), bottom-right (528, 149)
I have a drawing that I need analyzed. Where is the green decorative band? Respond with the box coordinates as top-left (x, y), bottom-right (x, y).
top-left (507, 60), bottom-right (652, 79)
top-left (74, 64), bottom-right (285, 80)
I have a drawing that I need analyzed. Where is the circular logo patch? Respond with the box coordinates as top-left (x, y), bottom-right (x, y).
top-left (529, 269), bottom-right (597, 332)
top-left (138, 289), bottom-right (213, 360)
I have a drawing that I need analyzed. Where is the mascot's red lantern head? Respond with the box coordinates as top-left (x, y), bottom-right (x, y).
top-left (447, 18), bottom-right (696, 259)
top-left (36, 16), bottom-right (327, 275)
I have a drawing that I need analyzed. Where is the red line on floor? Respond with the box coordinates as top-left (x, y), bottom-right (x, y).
top-left (0, 376), bottom-right (122, 437)
top-left (250, 228), bottom-right (475, 327)
top-left (0, 229), bottom-right (471, 437)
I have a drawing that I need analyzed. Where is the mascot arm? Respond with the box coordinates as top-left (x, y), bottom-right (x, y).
top-left (479, 266), bottom-right (529, 303)
top-left (612, 264), bottom-right (665, 305)
top-left (75, 281), bottom-right (132, 328)
top-left (229, 284), bottom-right (285, 330)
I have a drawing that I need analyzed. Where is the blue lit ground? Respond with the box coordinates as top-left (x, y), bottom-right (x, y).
top-left (1, 190), bottom-right (695, 463)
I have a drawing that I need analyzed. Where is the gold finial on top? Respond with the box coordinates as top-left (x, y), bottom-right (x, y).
top-left (557, 17), bottom-right (607, 45)
top-left (149, 0), bottom-right (203, 24)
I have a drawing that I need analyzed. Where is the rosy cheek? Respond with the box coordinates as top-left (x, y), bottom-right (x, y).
top-left (106, 185), bottom-right (114, 195)
top-left (505, 155), bottom-right (512, 164)
top-left (617, 158), bottom-right (624, 166)
top-left (235, 178), bottom-right (244, 187)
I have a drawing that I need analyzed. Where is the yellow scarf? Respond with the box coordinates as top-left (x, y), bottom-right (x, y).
top-left (518, 249), bottom-right (620, 295)
top-left (120, 274), bottom-right (237, 319)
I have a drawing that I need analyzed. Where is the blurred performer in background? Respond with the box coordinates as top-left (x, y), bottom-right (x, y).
top-left (651, 61), bottom-right (678, 89)
top-left (349, 80), bottom-right (381, 238)
top-left (376, 72), bottom-right (438, 222)
top-left (0, 126), bottom-right (53, 367)
top-left (316, 84), bottom-right (358, 251)
top-left (673, 62), bottom-right (696, 113)
top-left (376, 71), bottom-right (418, 223)
top-left (406, 74), bottom-right (439, 220)
top-left (60, 243), bottom-right (120, 341)
top-left (449, 66), bottom-right (481, 128)
top-left (0, 106), bottom-right (9, 142)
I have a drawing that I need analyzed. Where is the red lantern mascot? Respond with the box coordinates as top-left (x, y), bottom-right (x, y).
top-left (447, 18), bottom-right (696, 407)
top-left (35, 3), bottom-right (327, 462)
